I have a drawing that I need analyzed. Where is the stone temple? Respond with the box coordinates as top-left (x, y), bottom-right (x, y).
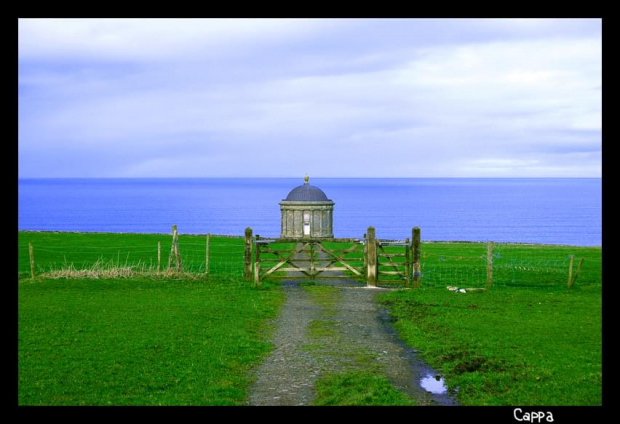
top-left (279, 176), bottom-right (334, 239)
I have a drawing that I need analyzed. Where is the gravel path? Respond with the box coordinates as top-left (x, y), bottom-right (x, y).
top-left (247, 248), bottom-right (459, 406)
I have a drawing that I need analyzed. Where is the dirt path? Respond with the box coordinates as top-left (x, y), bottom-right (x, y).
top-left (247, 248), bottom-right (458, 406)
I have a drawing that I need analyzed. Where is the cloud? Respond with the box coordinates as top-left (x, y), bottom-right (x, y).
top-left (18, 18), bottom-right (323, 62)
top-left (18, 18), bottom-right (602, 178)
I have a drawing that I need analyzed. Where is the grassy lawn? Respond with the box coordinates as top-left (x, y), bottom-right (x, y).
top-left (18, 276), bottom-right (283, 405)
top-left (313, 371), bottom-right (417, 406)
top-left (380, 283), bottom-right (602, 405)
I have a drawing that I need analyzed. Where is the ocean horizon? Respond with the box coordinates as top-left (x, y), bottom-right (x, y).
top-left (18, 177), bottom-right (602, 246)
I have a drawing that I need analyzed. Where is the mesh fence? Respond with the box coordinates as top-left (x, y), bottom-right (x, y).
top-left (17, 234), bottom-right (246, 279)
top-left (18, 233), bottom-right (600, 288)
top-left (417, 241), bottom-right (598, 288)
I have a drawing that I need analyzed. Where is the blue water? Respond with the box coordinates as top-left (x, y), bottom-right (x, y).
top-left (17, 178), bottom-right (602, 246)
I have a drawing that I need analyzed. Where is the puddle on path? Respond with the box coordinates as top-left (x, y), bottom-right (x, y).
top-left (420, 373), bottom-right (448, 395)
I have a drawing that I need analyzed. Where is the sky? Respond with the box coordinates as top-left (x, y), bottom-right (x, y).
top-left (18, 18), bottom-right (602, 178)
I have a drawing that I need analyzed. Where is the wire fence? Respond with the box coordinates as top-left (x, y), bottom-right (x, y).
top-left (17, 233), bottom-right (600, 288)
top-left (17, 234), bottom-right (247, 279)
top-left (420, 253), bottom-right (574, 288)
top-left (417, 241), bottom-right (598, 289)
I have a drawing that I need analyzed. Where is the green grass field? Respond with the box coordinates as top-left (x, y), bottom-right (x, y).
top-left (18, 276), bottom-right (284, 406)
top-left (380, 285), bottom-right (602, 405)
top-left (18, 231), bottom-right (602, 405)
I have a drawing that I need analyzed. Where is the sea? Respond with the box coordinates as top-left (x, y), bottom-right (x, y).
top-left (17, 178), bottom-right (602, 246)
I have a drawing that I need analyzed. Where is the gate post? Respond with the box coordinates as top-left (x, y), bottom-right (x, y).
top-left (363, 233), bottom-right (368, 279)
top-left (244, 227), bottom-right (253, 281)
top-left (366, 226), bottom-right (378, 287)
top-left (412, 227), bottom-right (421, 288)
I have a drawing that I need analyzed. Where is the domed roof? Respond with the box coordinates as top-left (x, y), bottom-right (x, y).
top-left (284, 176), bottom-right (331, 202)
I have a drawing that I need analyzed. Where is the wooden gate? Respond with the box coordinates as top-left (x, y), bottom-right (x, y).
top-left (252, 237), bottom-right (365, 285)
top-left (377, 239), bottom-right (411, 285)
top-left (244, 226), bottom-right (422, 287)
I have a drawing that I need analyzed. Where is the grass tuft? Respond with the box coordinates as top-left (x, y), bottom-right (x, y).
top-left (313, 371), bottom-right (416, 406)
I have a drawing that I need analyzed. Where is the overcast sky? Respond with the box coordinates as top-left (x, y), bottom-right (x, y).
top-left (18, 18), bottom-right (602, 178)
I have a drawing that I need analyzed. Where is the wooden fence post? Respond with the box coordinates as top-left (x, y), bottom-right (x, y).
top-left (168, 226), bottom-right (175, 270)
top-left (366, 226), bottom-right (377, 287)
top-left (174, 231), bottom-right (183, 271)
top-left (157, 241), bottom-right (161, 274)
top-left (175, 228), bottom-right (182, 271)
top-left (29, 242), bottom-right (35, 279)
top-left (168, 225), bottom-right (182, 271)
top-left (412, 227), bottom-right (421, 288)
top-left (205, 233), bottom-right (210, 277)
top-left (244, 227), bottom-right (253, 281)
top-left (569, 257), bottom-right (584, 289)
top-left (486, 241), bottom-right (494, 288)
top-left (253, 237), bottom-right (261, 288)
top-left (567, 255), bottom-right (575, 289)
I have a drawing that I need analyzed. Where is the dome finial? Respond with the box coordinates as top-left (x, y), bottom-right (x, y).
top-left (304, 174), bottom-right (309, 184)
